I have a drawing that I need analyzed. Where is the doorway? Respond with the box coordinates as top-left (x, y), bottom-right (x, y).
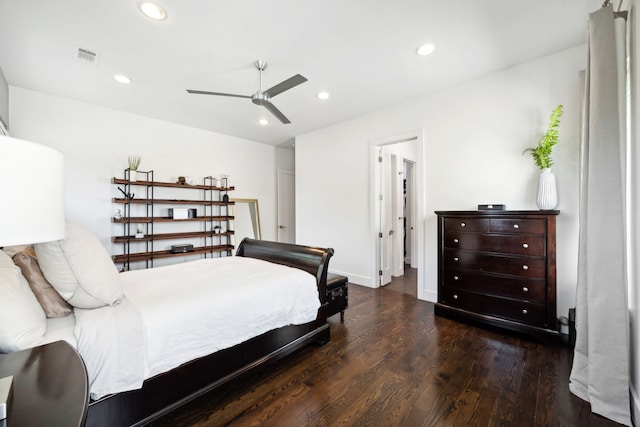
top-left (277, 169), bottom-right (295, 243)
top-left (372, 131), bottom-right (422, 297)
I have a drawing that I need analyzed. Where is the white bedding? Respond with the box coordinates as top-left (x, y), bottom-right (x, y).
top-left (73, 256), bottom-right (320, 399)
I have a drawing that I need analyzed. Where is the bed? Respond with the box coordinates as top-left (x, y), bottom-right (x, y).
top-left (0, 224), bottom-right (333, 427)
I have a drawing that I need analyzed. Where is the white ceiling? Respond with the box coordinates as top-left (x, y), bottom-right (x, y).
top-left (0, 0), bottom-right (603, 147)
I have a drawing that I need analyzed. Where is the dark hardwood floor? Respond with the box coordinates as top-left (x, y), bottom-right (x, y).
top-left (153, 268), bottom-right (622, 427)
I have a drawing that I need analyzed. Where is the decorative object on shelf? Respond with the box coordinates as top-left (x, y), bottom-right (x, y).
top-left (169, 208), bottom-right (189, 219)
top-left (523, 105), bottom-right (563, 210)
top-left (221, 174), bottom-right (230, 202)
top-left (114, 209), bottom-right (122, 220)
top-left (117, 186), bottom-right (134, 200)
top-left (213, 225), bottom-right (221, 234)
top-left (135, 225), bottom-right (144, 239)
top-left (176, 176), bottom-right (194, 185)
top-left (170, 244), bottom-right (194, 254)
top-left (128, 155), bottom-right (142, 182)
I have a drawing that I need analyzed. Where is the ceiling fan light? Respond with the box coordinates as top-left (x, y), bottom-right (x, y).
top-left (317, 91), bottom-right (330, 100)
top-left (259, 118), bottom-right (269, 126)
top-left (139, 2), bottom-right (166, 20)
top-left (416, 43), bottom-right (436, 56)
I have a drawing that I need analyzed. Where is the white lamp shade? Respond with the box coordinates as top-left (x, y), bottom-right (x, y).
top-left (0, 135), bottom-right (65, 246)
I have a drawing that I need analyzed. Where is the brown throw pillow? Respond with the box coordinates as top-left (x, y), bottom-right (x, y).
top-left (12, 251), bottom-right (73, 318)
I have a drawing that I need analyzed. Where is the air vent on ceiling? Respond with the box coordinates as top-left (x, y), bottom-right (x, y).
top-left (74, 46), bottom-right (99, 65)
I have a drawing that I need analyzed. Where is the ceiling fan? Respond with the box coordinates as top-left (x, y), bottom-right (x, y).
top-left (186, 60), bottom-right (307, 124)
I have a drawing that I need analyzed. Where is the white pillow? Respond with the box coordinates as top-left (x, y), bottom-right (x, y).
top-left (35, 223), bottom-right (123, 309)
top-left (0, 250), bottom-right (46, 352)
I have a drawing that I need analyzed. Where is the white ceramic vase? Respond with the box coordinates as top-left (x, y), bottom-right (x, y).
top-left (536, 168), bottom-right (558, 210)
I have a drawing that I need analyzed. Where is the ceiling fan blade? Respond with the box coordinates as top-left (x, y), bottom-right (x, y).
top-left (263, 74), bottom-right (307, 98)
top-left (186, 89), bottom-right (251, 99)
top-left (262, 101), bottom-right (291, 124)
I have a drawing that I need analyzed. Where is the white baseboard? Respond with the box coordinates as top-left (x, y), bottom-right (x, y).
top-left (328, 270), bottom-right (373, 287)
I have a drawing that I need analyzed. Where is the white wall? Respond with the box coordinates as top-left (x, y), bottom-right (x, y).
top-left (296, 45), bottom-right (584, 322)
top-left (8, 87), bottom-right (293, 261)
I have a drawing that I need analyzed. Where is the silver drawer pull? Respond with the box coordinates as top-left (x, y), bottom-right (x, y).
top-left (522, 287), bottom-right (529, 292)
top-left (453, 257), bottom-right (459, 262)
top-left (460, 222), bottom-right (466, 228)
top-left (453, 276), bottom-right (459, 281)
top-left (453, 294), bottom-right (458, 300)
top-left (453, 238), bottom-right (459, 243)
top-left (522, 265), bottom-right (529, 270)
top-left (522, 243), bottom-right (529, 248)
top-left (522, 309), bottom-right (528, 315)
top-left (513, 224), bottom-right (520, 229)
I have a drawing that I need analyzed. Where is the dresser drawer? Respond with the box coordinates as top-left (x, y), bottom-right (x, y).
top-left (439, 287), bottom-right (547, 326)
top-left (443, 248), bottom-right (546, 278)
top-left (442, 268), bottom-right (546, 302)
top-left (444, 231), bottom-right (545, 256)
top-left (443, 217), bottom-right (488, 232)
top-left (489, 218), bottom-right (546, 235)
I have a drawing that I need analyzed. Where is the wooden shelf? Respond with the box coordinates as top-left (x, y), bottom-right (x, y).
top-left (113, 177), bottom-right (235, 191)
top-left (112, 231), bottom-right (234, 243)
top-left (112, 244), bottom-right (234, 264)
top-left (112, 198), bottom-right (234, 206)
top-left (113, 216), bottom-right (233, 224)
top-left (112, 172), bottom-right (234, 270)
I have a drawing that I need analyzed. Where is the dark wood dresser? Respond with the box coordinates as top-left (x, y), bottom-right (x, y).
top-left (434, 210), bottom-right (560, 343)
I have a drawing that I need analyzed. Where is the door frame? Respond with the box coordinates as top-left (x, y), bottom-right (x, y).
top-left (370, 129), bottom-right (425, 299)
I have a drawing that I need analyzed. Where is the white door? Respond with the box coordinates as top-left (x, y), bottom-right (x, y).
top-left (277, 169), bottom-right (296, 243)
top-left (378, 148), bottom-right (392, 286)
top-left (391, 154), bottom-right (405, 277)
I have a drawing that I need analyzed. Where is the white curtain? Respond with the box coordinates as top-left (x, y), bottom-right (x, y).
top-left (569, 5), bottom-right (630, 426)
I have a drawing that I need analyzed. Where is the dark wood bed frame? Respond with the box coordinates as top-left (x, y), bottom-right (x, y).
top-left (85, 238), bottom-right (334, 427)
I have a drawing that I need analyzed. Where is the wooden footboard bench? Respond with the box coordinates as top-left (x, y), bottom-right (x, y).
top-left (85, 238), bottom-right (334, 427)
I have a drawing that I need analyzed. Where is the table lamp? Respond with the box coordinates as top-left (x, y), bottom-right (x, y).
top-left (0, 135), bottom-right (65, 247)
top-left (0, 134), bottom-right (65, 420)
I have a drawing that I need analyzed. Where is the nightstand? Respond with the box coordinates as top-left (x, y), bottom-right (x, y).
top-left (0, 340), bottom-right (89, 427)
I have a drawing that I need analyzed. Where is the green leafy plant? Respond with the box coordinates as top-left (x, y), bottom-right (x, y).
top-left (128, 155), bottom-right (141, 171)
top-left (523, 105), bottom-right (563, 170)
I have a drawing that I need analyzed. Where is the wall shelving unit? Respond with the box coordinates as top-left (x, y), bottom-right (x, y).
top-left (112, 171), bottom-right (234, 270)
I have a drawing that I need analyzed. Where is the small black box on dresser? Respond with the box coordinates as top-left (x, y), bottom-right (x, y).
top-left (326, 273), bottom-right (348, 321)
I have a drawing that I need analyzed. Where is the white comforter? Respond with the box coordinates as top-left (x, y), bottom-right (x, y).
top-left (74, 256), bottom-right (320, 399)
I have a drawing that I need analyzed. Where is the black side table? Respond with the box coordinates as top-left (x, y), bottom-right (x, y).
top-left (0, 340), bottom-right (89, 427)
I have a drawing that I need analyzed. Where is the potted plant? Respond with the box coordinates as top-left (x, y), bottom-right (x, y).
top-left (523, 105), bottom-right (563, 210)
top-left (128, 155), bottom-right (141, 182)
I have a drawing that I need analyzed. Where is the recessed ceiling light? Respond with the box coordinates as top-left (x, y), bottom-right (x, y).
top-left (317, 92), bottom-right (330, 100)
top-left (416, 43), bottom-right (436, 56)
top-left (139, 2), bottom-right (166, 20)
top-left (259, 118), bottom-right (269, 126)
top-left (114, 74), bottom-right (132, 84)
